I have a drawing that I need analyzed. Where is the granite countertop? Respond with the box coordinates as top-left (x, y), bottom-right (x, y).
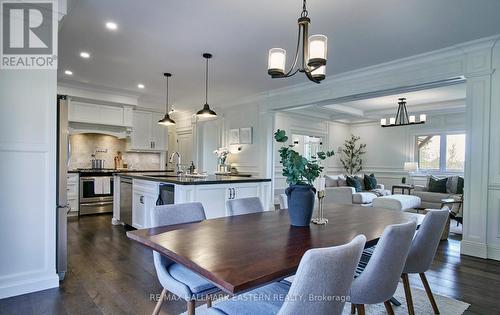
top-left (68, 169), bottom-right (175, 174)
top-left (117, 172), bottom-right (271, 185)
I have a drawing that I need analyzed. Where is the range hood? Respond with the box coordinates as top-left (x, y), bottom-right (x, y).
top-left (69, 122), bottom-right (131, 139)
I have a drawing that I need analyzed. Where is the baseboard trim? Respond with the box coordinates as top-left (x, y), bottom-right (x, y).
top-left (460, 240), bottom-right (488, 258)
top-left (0, 272), bottom-right (59, 299)
top-left (487, 244), bottom-right (500, 261)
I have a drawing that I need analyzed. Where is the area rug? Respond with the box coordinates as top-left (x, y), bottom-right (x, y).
top-left (180, 282), bottom-right (470, 314)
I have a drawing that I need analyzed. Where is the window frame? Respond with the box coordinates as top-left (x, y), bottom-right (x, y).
top-left (415, 131), bottom-right (465, 174)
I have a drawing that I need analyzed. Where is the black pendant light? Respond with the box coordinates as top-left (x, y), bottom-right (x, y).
top-left (158, 72), bottom-right (176, 126)
top-left (196, 53), bottom-right (217, 118)
top-left (380, 98), bottom-right (427, 128)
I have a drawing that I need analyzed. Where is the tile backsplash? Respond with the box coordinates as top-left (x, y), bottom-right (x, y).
top-left (69, 133), bottom-right (161, 170)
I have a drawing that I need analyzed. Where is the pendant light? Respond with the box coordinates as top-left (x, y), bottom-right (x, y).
top-left (158, 73), bottom-right (176, 126)
top-left (196, 53), bottom-right (217, 118)
top-left (267, 0), bottom-right (327, 84)
top-left (380, 98), bottom-right (426, 128)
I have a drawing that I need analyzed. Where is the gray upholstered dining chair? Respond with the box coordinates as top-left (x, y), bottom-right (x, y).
top-left (207, 234), bottom-right (367, 315)
top-left (226, 197), bottom-right (264, 216)
top-left (278, 193), bottom-right (288, 210)
top-left (401, 208), bottom-right (449, 315)
top-left (150, 202), bottom-right (219, 315)
top-left (350, 220), bottom-right (417, 315)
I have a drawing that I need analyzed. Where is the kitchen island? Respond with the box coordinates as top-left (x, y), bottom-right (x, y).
top-left (112, 172), bottom-right (272, 228)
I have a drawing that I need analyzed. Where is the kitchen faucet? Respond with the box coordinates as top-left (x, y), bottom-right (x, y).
top-left (169, 151), bottom-right (183, 175)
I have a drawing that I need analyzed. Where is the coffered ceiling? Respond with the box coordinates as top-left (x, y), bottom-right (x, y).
top-left (57, 0), bottom-right (500, 110)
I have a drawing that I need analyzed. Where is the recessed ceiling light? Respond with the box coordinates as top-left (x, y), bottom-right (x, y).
top-left (105, 22), bottom-right (117, 30)
top-left (80, 51), bottom-right (90, 58)
top-left (137, 84), bottom-right (145, 89)
top-left (64, 70), bottom-right (73, 75)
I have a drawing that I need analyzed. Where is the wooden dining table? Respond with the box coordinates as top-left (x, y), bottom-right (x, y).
top-left (127, 203), bottom-right (424, 295)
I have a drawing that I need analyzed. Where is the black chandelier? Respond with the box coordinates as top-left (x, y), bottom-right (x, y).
top-left (158, 73), bottom-right (176, 126)
top-left (380, 98), bottom-right (426, 128)
top-left (267, 0), bottom-right (327, 83)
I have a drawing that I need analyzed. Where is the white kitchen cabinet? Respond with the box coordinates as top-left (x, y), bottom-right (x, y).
top-left (132, 179), bottom-right (159, 228)
top-left (67, 173), bottom-right (79, 216)
top-left (68, 101), bottom-right (132, 127)
top-left (128, 110), bottom-right (167, 151)
top-left (195, 184), bottom-right (230, 219)
top-left (174, 181), bottom-right (271, 219)
top-left (151, 112), bottom-right (167, 151)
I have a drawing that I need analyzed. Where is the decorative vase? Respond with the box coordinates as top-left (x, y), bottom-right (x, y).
top-left (285, 184), bottom-right (316, 227)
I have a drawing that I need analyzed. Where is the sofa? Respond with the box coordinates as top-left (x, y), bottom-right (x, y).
top-left (324, 174), bottom-right (390, 206)
top-left (411, 175), bottom-right (463, 208)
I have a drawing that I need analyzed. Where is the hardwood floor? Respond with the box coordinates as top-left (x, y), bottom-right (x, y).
top-left (1, 214), bottom-right (499, 315)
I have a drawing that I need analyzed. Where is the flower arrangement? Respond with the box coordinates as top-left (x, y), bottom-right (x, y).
top-left (214, 147), bottom-right (230, 164)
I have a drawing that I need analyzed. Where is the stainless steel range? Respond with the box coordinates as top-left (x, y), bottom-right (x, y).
top-left (78, 169), bottom-right (115, 215)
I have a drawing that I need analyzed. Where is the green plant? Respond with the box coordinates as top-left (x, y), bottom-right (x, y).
top-left (340, 134), bottom-right (367, 175)
top-left (274, 129), bottom-right (335, 186)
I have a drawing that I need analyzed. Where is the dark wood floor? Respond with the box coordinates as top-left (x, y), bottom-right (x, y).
top-left (1, 214), bottom-right (499, 315)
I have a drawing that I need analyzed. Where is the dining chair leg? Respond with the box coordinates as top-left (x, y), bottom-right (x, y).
top-left (152, 289), bottom-right (166, 315)
top-left (206, 295), bottom-right (212, 308)
top-left (420, 273), bottom-right (440, 314)
top-left (356, 304), bottom-right (365, 315)
top-left (384, 300), bottom-right (395, 315)
top-left (187, 300), bottom-right (196, 315)
top-left (401, 273), bottom-right (415, 315)
top-left (351, 303), bottom-right (356, 314)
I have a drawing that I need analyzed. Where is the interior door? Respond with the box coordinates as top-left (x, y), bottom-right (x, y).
top-left (177, 131), bottom-right (193, 166)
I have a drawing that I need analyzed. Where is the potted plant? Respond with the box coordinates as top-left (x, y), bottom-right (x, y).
top-left (274, 130), bottom-right (335, 226)
top-left (339, 134), bottom-right (366, 175)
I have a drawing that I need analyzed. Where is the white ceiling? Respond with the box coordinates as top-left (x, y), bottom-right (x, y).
top-left (57, 0), bottom-right (500, 110)
top-left (288, 83), bottom-right (466, 122)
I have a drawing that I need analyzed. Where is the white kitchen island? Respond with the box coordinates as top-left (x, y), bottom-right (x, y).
top-left (112, 172), bottom-right (272, 229)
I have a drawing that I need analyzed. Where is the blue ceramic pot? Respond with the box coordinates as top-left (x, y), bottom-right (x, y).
top-left (285, 184), bottom-right (316, 226)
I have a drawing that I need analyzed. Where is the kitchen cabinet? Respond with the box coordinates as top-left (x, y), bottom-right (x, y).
top-left (128, 110), bottom-right (167, 151)
top-left (175, 181), bottom-right (271, 219)
top-left (67, 173), bottom-right (79, 216)
top-left (132, 179), bottom-right (159, 229)
top-left (68, 101), bottom-right (132, 127)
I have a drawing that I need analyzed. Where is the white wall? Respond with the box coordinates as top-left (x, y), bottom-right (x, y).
top-left (0, 70), bottom-right (59, 297)
top-left (349, 112), bottom-right (466, 188)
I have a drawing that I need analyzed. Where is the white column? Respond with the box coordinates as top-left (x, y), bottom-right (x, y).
top-left (461, 43), bottom-right (497, 258)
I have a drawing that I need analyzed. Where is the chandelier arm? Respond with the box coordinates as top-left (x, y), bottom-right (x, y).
top-left (305, 70), bottom-right (321, 84)
top-left (281, 24), bottom-right (303, 77)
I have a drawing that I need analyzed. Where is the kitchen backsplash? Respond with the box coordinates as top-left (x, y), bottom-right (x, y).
top-left (69, 133), bottom-right (161, 170)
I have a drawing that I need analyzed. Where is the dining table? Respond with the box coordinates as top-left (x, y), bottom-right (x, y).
top-left (127, 203), bottom-right (424, 295)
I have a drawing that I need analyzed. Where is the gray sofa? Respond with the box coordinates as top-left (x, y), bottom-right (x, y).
top-left (324, 174), bottom-right (390, 206)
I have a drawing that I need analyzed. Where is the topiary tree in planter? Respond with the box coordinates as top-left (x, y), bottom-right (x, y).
top-left (340, 134), bottom-right (367, 175)
top-left (274, 129), bottom-right (335, 226)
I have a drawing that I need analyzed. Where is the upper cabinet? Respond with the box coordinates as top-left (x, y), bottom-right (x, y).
top-left (68, 101), bottom-right (133, 127)
top-left (127, 110), bottom-right (167, 152)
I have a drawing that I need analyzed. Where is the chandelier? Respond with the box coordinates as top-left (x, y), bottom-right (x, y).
top-left (380, 98), bottom-right (426, 127)
top-left (267, 0), bottom-right (327, 84)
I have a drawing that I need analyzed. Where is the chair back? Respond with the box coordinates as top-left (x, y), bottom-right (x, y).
top-left (279, 194), bottom-right (288, 210)
top-left (150, 202), bottom-right (206, 295)
top-left (150, 202), bottom-right (206, 227)
top-left (226, 197), bottom-right (264, 216)
top-left (278, 235), bottom-right (366, 315)
top-left (404, 208), bottom-right (449, 273)
top-left (350, 220), bottom-right (416, 305)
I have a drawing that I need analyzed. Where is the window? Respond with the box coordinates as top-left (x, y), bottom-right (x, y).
top-left (416, 133), bottom-right (465, 172)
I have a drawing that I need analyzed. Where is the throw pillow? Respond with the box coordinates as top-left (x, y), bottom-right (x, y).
top-left (364, 173), bottom-right (378, 190)
top-left (337, 175), bottom-right (348, 186)
top-left (346, 176), bottom-right (362, 192)
top-left (457, 176), bottom-right (464, 194)
top-left (428, 176), bottom-right (448, 193)
top-left (355, 175), bottom-right (366, 191)
top-left (324, 175), bottom-right (338, 187)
